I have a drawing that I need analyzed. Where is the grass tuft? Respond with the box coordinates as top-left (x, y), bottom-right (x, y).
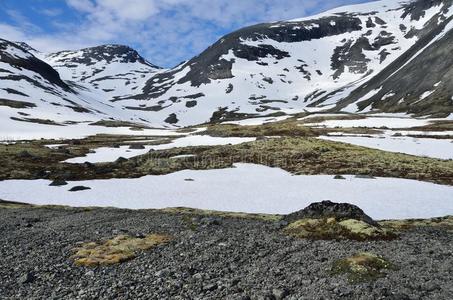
top-left (332, 252), bottom-right (394, 283)
top-left (71, 233), bottom-right (171, 267)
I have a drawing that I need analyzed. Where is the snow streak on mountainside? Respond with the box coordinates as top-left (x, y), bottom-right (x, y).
top-left (1, 0), bottom-right (453, 130)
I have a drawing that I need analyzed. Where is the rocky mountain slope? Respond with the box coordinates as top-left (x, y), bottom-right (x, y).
top-left (0, 41), bottom-right (167, 132)
top-left (0, 39), bottom-right (104, 124)
top-left (45, 45), bottom-right (160, 102)
top-left (131, 0), bottom-right (453, 125)
top-left (1, 0), bottom-right (452, 130)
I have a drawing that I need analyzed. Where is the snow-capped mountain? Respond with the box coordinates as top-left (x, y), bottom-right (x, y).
top-left (1, 0), bottom-right (453, 130)
top-left (128, 0), bottom-right (453, 125)
top-left (45, 45), bottom-right (161, 101)
top-left (0, 38), bottom-right (98, 122)
top-left (0, 40), bottom-right (166, 133)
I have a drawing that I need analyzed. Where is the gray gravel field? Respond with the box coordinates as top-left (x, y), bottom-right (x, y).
top-left (1, 205), bottom-right (452, 300)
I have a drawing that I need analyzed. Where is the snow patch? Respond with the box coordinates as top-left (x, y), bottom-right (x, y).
top-left (1, 163), bottom-right (452, 220)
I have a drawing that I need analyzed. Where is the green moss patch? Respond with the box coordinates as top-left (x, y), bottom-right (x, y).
top-left (284, 218), bottom-right (397, 241)
top-left (379, 216), bottom-right (453, 231)
top-left (332, 252), bottom-right (394, 283)
top-left (201, 121), bottom-right (317, 138)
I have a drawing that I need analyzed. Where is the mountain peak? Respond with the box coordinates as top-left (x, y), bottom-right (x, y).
top-left (46, 44), bottom-right (160, 69)
top-left (12, 41), bottom-right (39, 55)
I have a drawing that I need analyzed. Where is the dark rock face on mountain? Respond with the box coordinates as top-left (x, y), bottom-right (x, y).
top-left (0, 39), bottom-right (70, 91)
top-left (337, 14), bottom-right (453, 117)
top-left (47, 45), bottom-right (158, 68)
top-left (140, 15), bottom-right (366, 98)
top-left (45, 44), bottom-right (161, 104)
top-left (178, 16), bottom-right (363, 87)
top-left (12, 42), bottom-right (39, 54)
top-left (128, 0), bottom-right (453, 125)
top-left (284, 200), bottom-right (378, 226)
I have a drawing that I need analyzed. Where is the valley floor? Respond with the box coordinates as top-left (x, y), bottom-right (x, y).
top-left (1, 114), bottom-right (453, 299)
top-left (1, 204), bottom-right (452, 300)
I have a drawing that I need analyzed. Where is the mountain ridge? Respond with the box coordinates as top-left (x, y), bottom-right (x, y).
top-left (1, 0), bottom-right (452, 130)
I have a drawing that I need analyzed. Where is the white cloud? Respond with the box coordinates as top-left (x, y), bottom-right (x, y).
top-left (39, 8), bottom-right (63, 17)
top-left (0, 23), bottom-right (27, 42)
top-left (66, 0), bottom-right (96, 13)
top-left (1, 0), bottom-right (367, 67)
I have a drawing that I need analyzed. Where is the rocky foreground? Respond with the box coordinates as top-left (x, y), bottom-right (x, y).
top-left (0, 201), bottom-right (452, 300)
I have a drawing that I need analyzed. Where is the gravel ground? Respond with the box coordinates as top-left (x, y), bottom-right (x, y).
top-left (1, 205), bottom-right (452, 300)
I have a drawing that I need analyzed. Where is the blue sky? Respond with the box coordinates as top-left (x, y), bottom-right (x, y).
top-left (0, 0), bottom-right (370, 67)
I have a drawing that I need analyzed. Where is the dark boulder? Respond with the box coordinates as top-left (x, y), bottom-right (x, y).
top-left (284, 200), bottom-right (378, 226)
top-left (69, 186), bottom-right (91, 192)
top-left (83, 162), bottom-right (95, 168)
top-left (115, 157), bottom-right (128, 164)
top-left (17, 150), bottom-right (33, 158)
top-left (19, 272), bottom-right (35, 284)
top-left (129, 144), bottom-right (145, 150)
top-left (49, 179), bottom-right (68, 186)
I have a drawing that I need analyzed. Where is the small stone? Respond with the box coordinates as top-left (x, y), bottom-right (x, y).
top-left (200, 217), bottom-right (221, 226)
top-left (274, 220), bottom-right (289, 229)
top-left (19, 272), bottom-right (35, 284)
top-left (154, 269), bottom-right (171, 278)
top-left (334, 175), bottom-right (346, 180)
top-left (203, 283), bottom-right (218, 291)
top-left (301, 279), bottom-right (312, 285)
top-left (272, 288), bottom-right (289, 299)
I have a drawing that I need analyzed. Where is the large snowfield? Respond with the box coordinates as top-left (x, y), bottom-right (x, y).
top-left (1, 163), bottom-right (452, 220)
top-left (319, 135), bottom-right (453, 160)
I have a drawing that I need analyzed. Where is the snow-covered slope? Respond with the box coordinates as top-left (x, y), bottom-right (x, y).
top-left (45, 45), bottom-right (161, 101)
top-left (1, 0), bottom-right (453, 131)
top-left (0, 39), bottom-right (101, 124)
top-left (337, 0), bottom-right (453, 116)
top-left (126, 0), bottom-right (453, 125)
top-left (0, 40), bottom-right (167, 136)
